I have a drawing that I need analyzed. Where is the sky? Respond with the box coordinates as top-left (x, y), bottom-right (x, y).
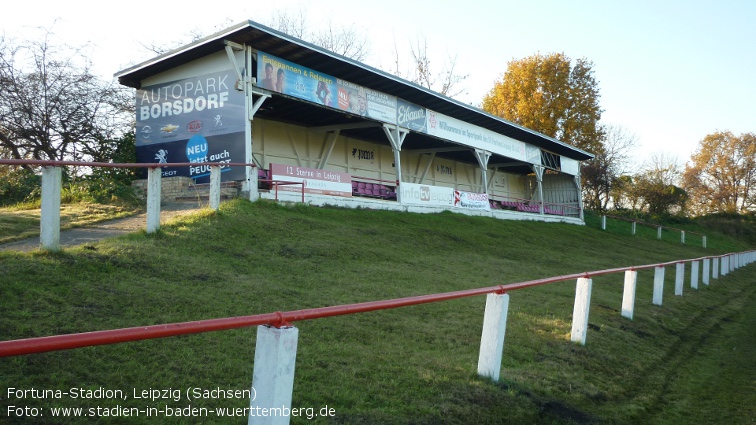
top-left (3, 0), bottom-right (755, 171)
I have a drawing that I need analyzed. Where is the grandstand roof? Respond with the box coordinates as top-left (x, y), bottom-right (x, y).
top-left (116, 20), bottom-right (593, 169)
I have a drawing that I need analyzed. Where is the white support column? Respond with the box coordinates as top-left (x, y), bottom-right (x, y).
top-left (40, 166), bottom-right (62, 251)
top-left (573, 174), bottom-right (584, 221)
top-left (631, 221), bottom-right (636, 235)
top-left (210, 165), bottom-right (221, 210)
top-left (601, 215), bottom-right (607, 230)
top-left (657, 227), bottom-right (662, 240)
top-left (146, 167), bottom-right (162, 234)
top-left (702, 235), bottom-right (707, 249)
top-left (681, 231), bottom-right (686, 244)
top-left (474, 149), bottom-right (492, 194)
top-left (675, 262), bottom-right (685, 296)
top-left (477, 293), bottom-right (510, 382)
top-left (653, 266), bottom-right (665, 306)
top-left (712, 257), bottom-right (720, 279)
top-left (721, 256), bottom-right (728, 276)
top-left (690, 260), bottom-right (699, 290)
top-left (533, 165), bottom-right (545, 214)
top-left (571, 278), bottom-right (593, 345)
top-left (731, 254), bottom-right (736, 271)
top-left (382, 125), bottom-right (408, 204)
top-left (702, 258), bottom-right (710, 286)
top-left (249, 325), bottom-right (299, 425)
top-left (621, 270), bottom-right (637, 320)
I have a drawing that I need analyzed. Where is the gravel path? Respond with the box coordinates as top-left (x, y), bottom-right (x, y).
top-left (0, 202), bottom-right (205, 252)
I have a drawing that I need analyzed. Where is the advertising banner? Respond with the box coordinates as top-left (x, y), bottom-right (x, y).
top-left (135, 69), bottom-right (246, 182)
top-left (396, 99), bottom-right (427, 132)
top-left (269, 163), bottom-right (353, 197)
top-left (426, 110), bottom-right (530, 163)
top-left (257, 52), bottom-right (399, 124)
top-left (400, 183), bottom-right (454, 207)
top-left (453, 190), bottom-right (490, 211)
top-left (365, 88), bottom-right (397, 124)
top-left (561, 157), bottom-right (579, 176)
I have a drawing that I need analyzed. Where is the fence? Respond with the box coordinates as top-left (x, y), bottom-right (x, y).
top-left (601, 214), bottom-right (708, 248)
top-left (0, 245), bottom-right (753, 424)
top-left (0, 159), bottom-right (261, 251)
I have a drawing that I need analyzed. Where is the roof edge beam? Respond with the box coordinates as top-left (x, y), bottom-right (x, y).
top-left (310, 122), bottom-right (381, 133)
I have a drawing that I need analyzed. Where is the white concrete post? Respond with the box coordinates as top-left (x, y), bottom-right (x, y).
top-left (731, 254), bottom-right (736, 271)
top-left (631, 222), bottom-right (636, 235)
top-left (621, 270), bottom-right (637, 320)
top-left (653, 266), bottom-right (665, 306)
top-left (40, 166), bottom-right (62, 251)
top-left (721, 256), bottom-right (728, 276)
top-left (702, 258), bottom-right (710, 286)
top-left (712, 257), bottom-right (719, 279)
top-left (702, 235), bottom-right (707, 249)
top-left (681, 231), bottom-right (685, 244)
top-left (146, 167), bottom-right (162, 234)
top-left (477, 293), bottom-right (510, 382)
top-left (249, 166), bottom-right (260, 202)
top-left (210, 165), bottom-right (221, 210)
top-left (690, 260), bottom-right (699, 290)
top-left (249, 325), bottom-right (299, 425)
top-left (675, 262), bottom-right (685, 296)
top-left (601, 215), bottom-right (606, 230)
top-left (571, 278), bottom-right (593, 345)
top-left (657, 227), bottom-right (662, 240)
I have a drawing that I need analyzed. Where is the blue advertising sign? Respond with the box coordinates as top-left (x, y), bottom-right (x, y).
top-left (135, 69), bottom-right (246, 182)
top-left (257, 52), bottom-right (399, 124)
top-left (396, 99), bottom-right (427, 132)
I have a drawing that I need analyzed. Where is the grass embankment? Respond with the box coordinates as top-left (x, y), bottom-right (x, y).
top-left (0, 200), bottom-right (754, 424)
top-left (0, 202), bottom-right (142, 244)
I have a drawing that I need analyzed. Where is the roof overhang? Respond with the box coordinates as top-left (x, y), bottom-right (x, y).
top-left (116, 19), bottom-right (594, 162)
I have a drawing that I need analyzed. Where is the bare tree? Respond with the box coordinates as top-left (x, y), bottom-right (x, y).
top-left (582, 124), bottom-right (638, 210)
top-left (266, 9), bottom-right (370, 62)
top-left (0, 30), bottom-right (132, 163)
top-left (392, 35), bottom-right (468, 98)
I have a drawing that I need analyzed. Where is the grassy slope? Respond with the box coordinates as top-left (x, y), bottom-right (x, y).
top-left (0, 202), bottom-right (141, 244)
top-left (0, 200), bottom-right (753, 424)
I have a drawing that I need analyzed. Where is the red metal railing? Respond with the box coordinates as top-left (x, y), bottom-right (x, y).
top-left (0, 251), bottom-right (751, 358)
top-left (603, 213), bottom-right (706, 236)
top-left (0, 159), bottom-right (257, 169)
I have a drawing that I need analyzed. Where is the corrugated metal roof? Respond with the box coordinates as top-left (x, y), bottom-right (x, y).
top-left (115, 19), bottom-right (593, 162)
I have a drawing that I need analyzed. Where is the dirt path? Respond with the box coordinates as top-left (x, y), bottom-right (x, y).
top-left (0, 202), bottom-right (205, 253)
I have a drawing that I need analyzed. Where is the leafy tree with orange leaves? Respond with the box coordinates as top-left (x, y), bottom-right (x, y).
top-left (481, 52), bottom-right (604, 156)
top-left (683, 131), bottom-right (756, 215)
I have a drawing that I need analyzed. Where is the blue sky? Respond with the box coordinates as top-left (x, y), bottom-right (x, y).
top-left (4, 0), bottom-right (755, 170)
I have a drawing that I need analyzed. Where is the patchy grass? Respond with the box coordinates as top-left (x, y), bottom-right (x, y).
top-left (0, 202), bottom-right (142, 244)
top-left (0, 199), bottom-right (753, 424)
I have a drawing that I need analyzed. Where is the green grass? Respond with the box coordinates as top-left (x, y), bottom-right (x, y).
top-left (0, 199), bottom-right (754, 424)
top-left (0, 202), bottom-right (142, 244)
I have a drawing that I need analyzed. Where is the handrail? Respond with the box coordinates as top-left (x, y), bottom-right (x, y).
top-left (0, 250), bottom-right (751, 358)
top-left (0, 159), bottom-right (257, 169)
top-left (603, 213), bottom-right (705, 236)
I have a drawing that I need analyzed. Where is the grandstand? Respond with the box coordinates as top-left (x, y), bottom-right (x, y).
top-left (116, 20), bottom-right (593, 224)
